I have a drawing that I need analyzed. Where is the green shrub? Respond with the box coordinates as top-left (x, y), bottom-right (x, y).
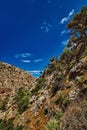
top-left (46, 67), bottom-right (56, 74)
top-left (63, 97), bottom-right (71, 106)
top-left (16, 125), bottom-right (25, 130)
top-left (54, 93), bottom-right (64, 105)
top-left (0, 97), bottom-right (8, 111)
top-left (55, 111), bottom-right (63, 120)
top-left (14, 87), bottom-right (30, 114)
top-left (60, 47), bottom-right (74, 63)
top-left (0, 119), bottom-right (14, 130)
top-left (54, 94), bottom-right (71, 111)
top-left (54, 98), bottom-right (61, 105)
top-left (78, 77), bottom-right (84, 84)
top-left (45, 119), bottom-right (59, 130)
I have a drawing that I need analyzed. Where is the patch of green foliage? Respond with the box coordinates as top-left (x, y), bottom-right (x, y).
top-left (54, 93), bottom-right (64, 105)
top-left (78, 77), bottom-right (84, 84)
top-left (14, 87), bottom-right (30, 114)
top-left (63, 97), bottom-right (71, 106)
top-left (55, 111), bottom-right (63, 120)
top-left (0, 96), bottom-right (9, 111)
top-left (60, 47), bottom-right (74, 62)
top-left (45, 110), bottom-right (64, 130)
top-left (45, 119), bottom-right (59, 130)
top-left (54, 93), bottom-right (71, 111)
top-left (46, 58), bottom-right (63, 74)
top-left (80, 100), bottom-right (87, 107)
top-left (0, 119), bottom-right (14, 130)
top-left (15, 125), bottom-right (25, 130)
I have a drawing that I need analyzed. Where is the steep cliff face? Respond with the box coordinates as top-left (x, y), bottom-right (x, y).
top-left (0, 7), bottom-right (87, 130)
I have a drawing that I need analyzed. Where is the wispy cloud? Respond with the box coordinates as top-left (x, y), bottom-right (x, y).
top-left (15, 53), bottom-right (31, 58)
top-left (61, 30), bottom-right (67, 35)
top-left (34, 59), bottom-right (43, 62)
top-left (41, 21), bottom-right (52, 33)
top-left (61, 30), bottom-right (70, 35)
top-left (60, 9), bottom-right (74, 24)
top-left (21, 60), bottom-right (31, 63)
top-left (28, 70), bottom-right (42, 75)
top-left (69, 9), bottom-right (74, 16)
top-left (62, 39), bottom-right (69, 46)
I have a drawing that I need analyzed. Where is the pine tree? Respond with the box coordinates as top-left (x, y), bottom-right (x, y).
top-left (67, 7), bottom-right (87, 48)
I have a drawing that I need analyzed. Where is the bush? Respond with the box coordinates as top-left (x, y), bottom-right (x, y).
top-left (45, 119), bottom-right (59, 130)
top-left (54, 94), bottom-right (71, 111)
top-left (14, 87), bottom-right (30, 114)
top-left (55, 111), bottom-right (63, 120)
top-left (0, 119), bottom-right (14, 130)
top-left (78, 77), bottom-right (84, 84)
top-left (54, 93), bottom-right (64, 105)
top-left (0, 97), bottom-right (9, 111)
top-left (60, 48), bottom-right (73, 63)
top-left (16, 125), bottom-right (25, 130)
top-left (63, 97), bottom-right (71, 106)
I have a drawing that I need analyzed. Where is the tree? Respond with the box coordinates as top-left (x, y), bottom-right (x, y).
top-left (67, 7), bottom-right (87, 48)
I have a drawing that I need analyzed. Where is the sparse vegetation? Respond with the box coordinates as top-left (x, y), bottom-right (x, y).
top-left (0, 96), bottom-right (9, 111)
top-left (15, 125), bottom-right (25, 130)
top-left (60, 47), bottom-right (74, 63)
top-left (54, 93), bottom-right (71, 111)
top-left (45, 110), bottom-right (63, 130)
top-left (55, 111), bottom-right (63, 120)
top-left (78, 76), bottom-right (84, 84)
top-left (0, 119), bottom-right (14, 130)
top-left (45, 119), bottom-right (59, 130)
top-left (63, 97), bottom-right (71, 106)
top-left (14, 87), bottom-right (30, 114)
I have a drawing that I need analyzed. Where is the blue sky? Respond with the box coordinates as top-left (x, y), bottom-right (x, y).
top-left (0, 0), bottom-right (87, 77)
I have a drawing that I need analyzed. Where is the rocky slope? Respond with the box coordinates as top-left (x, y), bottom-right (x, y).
top-left (0, 62), bottom-right (35, 126)
top-left (0, 7), bottom-right (87, 130)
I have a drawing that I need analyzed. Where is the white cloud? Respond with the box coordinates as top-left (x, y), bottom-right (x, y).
top-left (34, 59), bottom-right (43, 62)
top-left (61, 30), bottom-right (67, 35)
top-left (61, 30), bottom-right (70, 35)
top-left (15, 53), bottom-right (31, 58)
top-left (60, 9), bottom-right (75, 24)
top-left (61, 18), bottom-right (68, 24)
top-left (41, 21), bottom-right (52, 33)
top-left (69, 9), bottom-right (74, 16)
top-left (62, 39), bottom-right (69, 46)
top-left (21, 60), bottom-right (31, 63)
top-left (28, 70), bottom-right (42, 75)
